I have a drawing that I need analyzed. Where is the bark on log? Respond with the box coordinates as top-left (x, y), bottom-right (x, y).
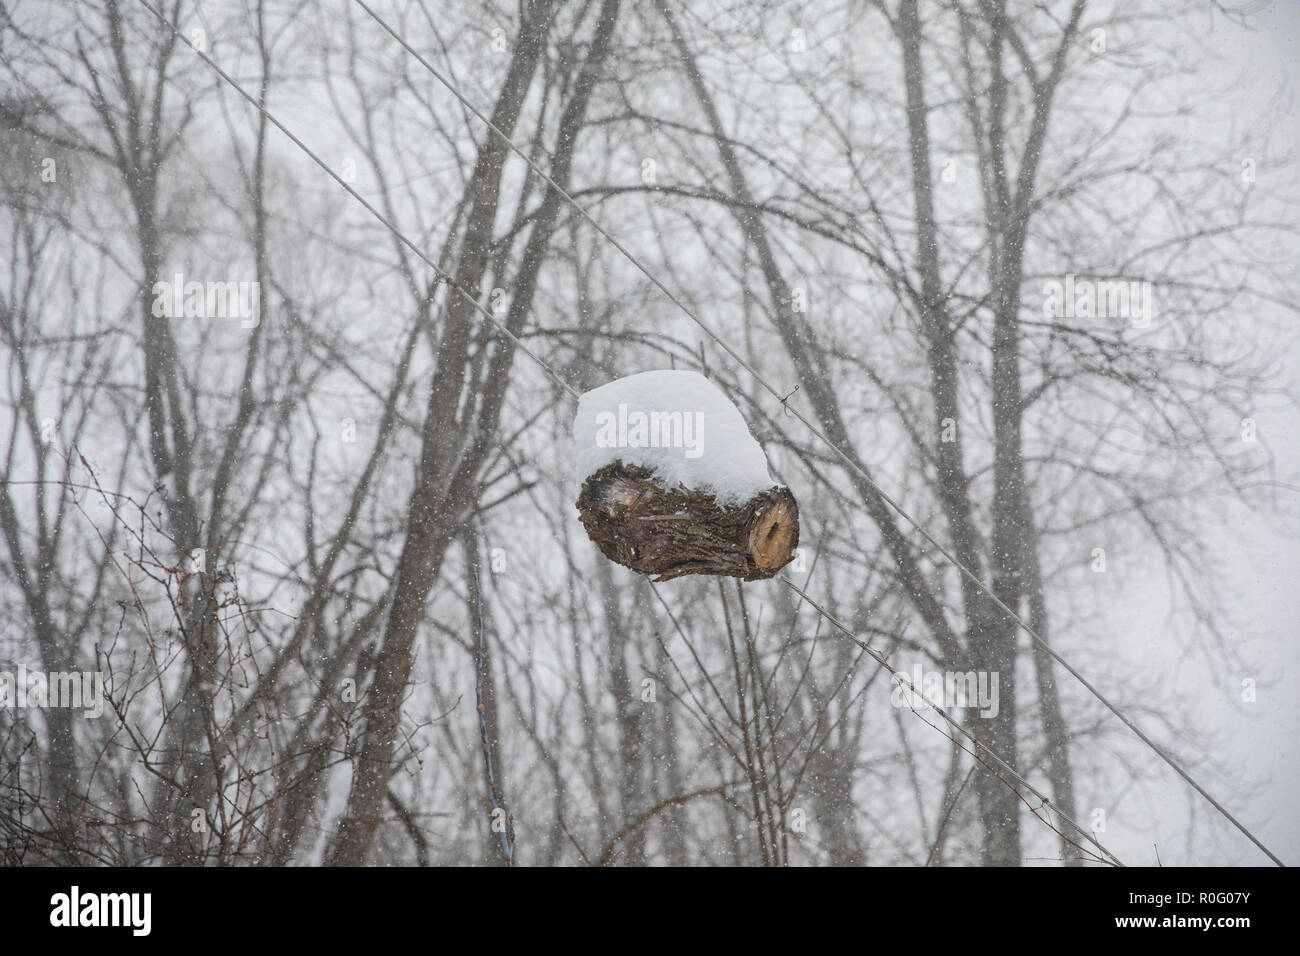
top-left (575, 461), bottom-right (799, 581)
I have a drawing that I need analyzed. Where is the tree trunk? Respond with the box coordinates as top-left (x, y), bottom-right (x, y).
top-left (327, 1), bottom-right (555, 865)
top-left (326, 0), bottom-right (626, 864)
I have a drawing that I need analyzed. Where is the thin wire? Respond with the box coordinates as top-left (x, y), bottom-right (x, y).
top-left (349, 0), bottom-right (1285, 867)
top-left (132, 0), bottom-right (1283, 867)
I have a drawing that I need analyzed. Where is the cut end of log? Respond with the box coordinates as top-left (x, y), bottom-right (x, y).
top-left (749, 495), bottom-right (799, 571)
top-left (575, 461), bottom-right (799, 582)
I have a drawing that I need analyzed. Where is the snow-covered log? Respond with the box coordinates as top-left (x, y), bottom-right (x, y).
top-left (572, 370), bottom-right (799, 581)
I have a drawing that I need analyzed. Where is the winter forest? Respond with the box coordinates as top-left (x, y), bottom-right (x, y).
top-left (1, 0), bottom-right (1297, 869)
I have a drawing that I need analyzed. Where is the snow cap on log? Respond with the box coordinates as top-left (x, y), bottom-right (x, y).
top-left (573, 370), bottom-right (799, 581)
top-left (574, 369), bottom-right (775, 503)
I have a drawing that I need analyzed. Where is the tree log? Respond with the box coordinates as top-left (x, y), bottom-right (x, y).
top-left (575, 461), bottom-right (799, 581)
